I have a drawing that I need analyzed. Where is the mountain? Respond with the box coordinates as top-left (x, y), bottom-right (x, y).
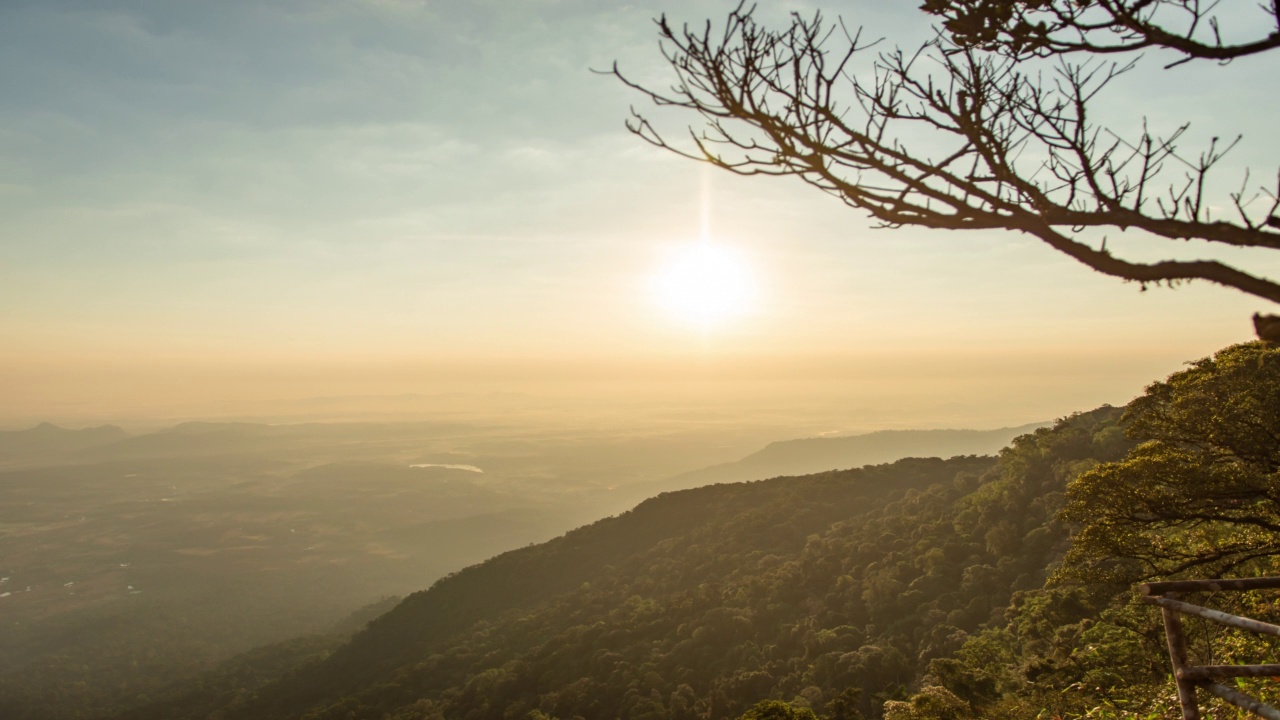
top-left (0, 423), bottom-right (130, 465)
top-left (615, 422), bottom-right (1048, 504)
top-left (119, 407), bottom-right (1126, 720)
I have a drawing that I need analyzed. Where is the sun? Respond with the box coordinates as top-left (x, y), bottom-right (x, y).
top-left (652, 241), bottom-right (756, 331)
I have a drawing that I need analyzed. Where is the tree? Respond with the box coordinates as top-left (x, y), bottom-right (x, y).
top-left (613, 1), bottom-right (1280, 329)
top-left (1056, 341), bottom-right (1280, 583)
top-left (882, 685), bottom-right (971, 720)
top-left (736, 699), bottom-right (820, 720)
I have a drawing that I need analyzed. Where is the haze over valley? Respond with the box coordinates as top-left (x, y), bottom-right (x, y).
top-left (0, 403), bottom-right (1052, 719)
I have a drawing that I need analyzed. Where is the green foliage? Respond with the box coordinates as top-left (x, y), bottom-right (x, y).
top-left (924, 585), bottom-right (1172, 718)
top-left (1058, 342), bottom-right (1280, 584)
top-left (882, 686), bottom-right (970, 720)
top-left (903, 342), bottom-right (1280, 720)
top-left (739, 699), bottom-right (820, 720)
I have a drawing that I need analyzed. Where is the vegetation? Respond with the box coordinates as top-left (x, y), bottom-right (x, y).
top-left (902, 342), bottom-right (1280, 719)
top-left (113, 342), bottom-right (1280, 720)
top-left (739, 700), bottom-right (820, 720)
top-left (12, 342), bottom-right (1280, 719)
top-left (1060, 342), bottom-right (1280, 584)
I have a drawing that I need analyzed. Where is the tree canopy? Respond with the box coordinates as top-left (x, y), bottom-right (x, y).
top-left (614, 0), bottom-right (1280, 322)
top-left (894, 342), bottom-right (1280, 719)
top-left (1057, 341), bottom-right (1280, 583)
top-left (738, 699), bottom-right (821, 720)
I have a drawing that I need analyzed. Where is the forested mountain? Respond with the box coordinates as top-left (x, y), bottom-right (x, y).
top-left (16, 343), bottom-right (1270, 720)
top-left (122, 407), bottom-right (1127, 720)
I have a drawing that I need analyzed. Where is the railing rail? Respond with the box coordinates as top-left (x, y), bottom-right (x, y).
top-left (1140, 577), bottom-right (1280, 720)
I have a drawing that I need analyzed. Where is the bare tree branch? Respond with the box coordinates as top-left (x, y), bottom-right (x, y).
top-left (612, 3), bottom-right (1280, 307)
top-left (922, 0), bottom-right (1280, 66)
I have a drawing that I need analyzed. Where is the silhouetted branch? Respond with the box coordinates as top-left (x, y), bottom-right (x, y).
top-left (613, 3), bottom-right (1280, 307)
top-left (923, 0), bottom-right (1280, 66)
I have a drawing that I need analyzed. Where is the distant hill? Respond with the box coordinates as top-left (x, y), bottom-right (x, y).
top-left (58, 420), bottom-right (476, 463)
top-left (118, 408), bottom-right (1126, 720)
top-left (615, 421), bottom-right (1048, 503)
top-left (0, 421), bottom-right (319, 465)
top-left (0, 423), bottom-right (130, 465)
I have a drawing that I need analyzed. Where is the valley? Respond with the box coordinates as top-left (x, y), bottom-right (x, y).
top-left (0, 412), bottom-right (1043, 720)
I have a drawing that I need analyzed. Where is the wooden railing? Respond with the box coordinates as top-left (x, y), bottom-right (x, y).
top-left (1140, 577), bottom-right (1280, 720)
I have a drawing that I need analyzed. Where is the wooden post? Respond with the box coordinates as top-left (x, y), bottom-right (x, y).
top-left (1142, 596), bottom-right (1280, 638)
top-left (1141, 577), bottom-right (1280, 720)
top-left (1140, 578), bottom-right (1280, 595)
top-left (1179, 664), bottom-right (1280, 681)
top-left (1161, 595), bottom-right (1201, 720)
top-left (1203, 683), bottom-right (1280, 720)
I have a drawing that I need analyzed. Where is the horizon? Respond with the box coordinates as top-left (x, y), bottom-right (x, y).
top-left (0, 342), bottom-right (1201, 432)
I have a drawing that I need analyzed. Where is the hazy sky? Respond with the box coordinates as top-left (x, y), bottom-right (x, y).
top-left (1, 0), bottom-right (1277, 426)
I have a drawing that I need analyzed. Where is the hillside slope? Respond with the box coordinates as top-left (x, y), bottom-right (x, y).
top-left (122, 407), bottom-right (1125, 720)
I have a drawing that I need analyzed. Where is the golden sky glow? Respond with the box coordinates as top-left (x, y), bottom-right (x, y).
top-left (0, 1), bottom-right (1276, 428)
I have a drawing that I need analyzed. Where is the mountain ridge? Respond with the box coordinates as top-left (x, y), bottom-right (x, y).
top-left (0, 423), bottom-right (131, 464)
top-left (615, 421), bottom-right (1049, 504)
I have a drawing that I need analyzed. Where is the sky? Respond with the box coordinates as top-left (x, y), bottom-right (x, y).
top-left (0, 0), bottom-right (1277, 427)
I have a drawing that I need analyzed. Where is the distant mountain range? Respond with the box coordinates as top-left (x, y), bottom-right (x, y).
top-left (0, 420), bottom-right (478, 468)
top-left (614, 421), bottom-right (1049, 504)
top-left (0, 422), bottom-right (130, 463)
top-left (1, 419), bottom-right (1053, 511)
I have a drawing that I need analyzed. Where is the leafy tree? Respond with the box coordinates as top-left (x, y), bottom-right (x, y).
top-left (737, 699), bottom-right (820, 720)
top-left (898, 343), bottom-right (1280, 720)
top-left (882, 685), bottom-right (971, 720)
top-left (614, 1), bottom-right (1280, 323)
top-left (1058, 341), bottom-right (1280, 583)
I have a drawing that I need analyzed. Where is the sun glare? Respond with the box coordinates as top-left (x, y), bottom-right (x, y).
top-left (652, 241), bottom-right (756, 331)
